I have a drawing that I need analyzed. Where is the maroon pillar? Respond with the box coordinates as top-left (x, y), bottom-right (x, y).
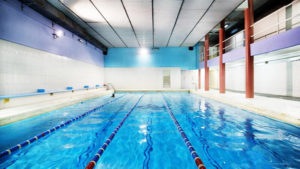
top-left (219, 21), bottom-right (225, 93)
top-left (245, 8), bottom-right (254, 98)
top-left (204, 35), bottom-right (209, 91)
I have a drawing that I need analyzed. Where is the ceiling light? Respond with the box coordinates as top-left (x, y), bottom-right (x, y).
top-left (138, 48), bottom-right (150, 64)
top-left (225, 24), bottom-right (229, 28)
top-left (139, 48), bottom-right (149, 56)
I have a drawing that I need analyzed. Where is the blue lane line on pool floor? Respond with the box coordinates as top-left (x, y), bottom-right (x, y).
top-left (0, 94), bottom-right (126, 159)
top-left (143, 112), bottom-right (153, 169)
top-left (162, 95), bottom-right (206, 169)
top-left (85, 94), bottom-right (144, 169)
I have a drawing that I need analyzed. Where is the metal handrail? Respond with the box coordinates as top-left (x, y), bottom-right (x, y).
top-left (251, 14), bottom-right (300, 38)
top-left (251, 0), bottom-right (298, 28)
top-left (223, 30), bottom-right (245, 43)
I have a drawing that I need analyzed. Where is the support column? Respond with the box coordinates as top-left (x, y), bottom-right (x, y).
top-left (219, 21), bottom-right (225, 93)
top-left (204, 34), bottom-right (209, 91)
top-left (245, 7), bottom-right (254, 98)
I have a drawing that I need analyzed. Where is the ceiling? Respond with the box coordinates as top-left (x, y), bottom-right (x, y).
top-left (47, 0), bottom-right (244, 48)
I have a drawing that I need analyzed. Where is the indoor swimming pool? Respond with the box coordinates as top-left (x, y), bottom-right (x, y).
top-left (0, 93), bottom-right (299, 169)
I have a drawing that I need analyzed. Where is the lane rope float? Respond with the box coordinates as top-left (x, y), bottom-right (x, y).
top-left (0, 94), bottom-right (125, 159)
top-left (85, 94), bottom-right (144, 169)
top-left (162, 95), bottom-right (206, 169)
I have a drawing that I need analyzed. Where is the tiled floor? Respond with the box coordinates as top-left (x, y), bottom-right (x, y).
top-left (191, 89), bottom-right (300, 126)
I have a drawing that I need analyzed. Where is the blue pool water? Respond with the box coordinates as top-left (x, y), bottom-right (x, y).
top-left (0, 92), bottom-right (299, 169)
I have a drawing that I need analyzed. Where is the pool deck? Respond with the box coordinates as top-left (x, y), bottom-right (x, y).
top-left (0, 89), bottom-right (114, 126)
top-left (191, 89), bottom-right (300, 126)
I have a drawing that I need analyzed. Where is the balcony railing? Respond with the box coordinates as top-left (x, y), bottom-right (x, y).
top-left (251, 0), bottom-right (300, 42)
top-left (223, 30), bottom-right (245, 53)
top-left (199, 0), bottom-right (300, 63)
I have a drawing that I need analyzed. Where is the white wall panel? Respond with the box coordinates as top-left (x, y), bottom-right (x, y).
top-left (181, 70), bottom-right (198, 89)
top-left (254, 62), bottom-right (287, 95)
top-left (292, 60), bottom-right (300, 97)
top-left (104, 67), bottom-right (181, 90)
top-left (226, 63), bottom-right (245, 92)
top-left (0, 39), bottom-right (104, 95)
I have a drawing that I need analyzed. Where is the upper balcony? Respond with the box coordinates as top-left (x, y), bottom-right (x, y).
top-left (199, 0), bottom-right (300, 68)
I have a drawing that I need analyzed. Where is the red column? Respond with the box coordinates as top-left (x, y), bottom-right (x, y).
top-left (204, 34), bottom-right (209, 91)
top-left (219, 21), bottom-right (225, 93)
top-left (198, 69), bottom-right (201, 89)
top-left (245, 8), bottom-right (254, 98)
top-left (248, 0), bottom-right (254, 43)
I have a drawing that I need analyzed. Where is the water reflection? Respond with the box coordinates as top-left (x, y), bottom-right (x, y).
top-left (244, 118), bottom-right (256, 148)
top-left (217, 109), bottom-right (226, 137)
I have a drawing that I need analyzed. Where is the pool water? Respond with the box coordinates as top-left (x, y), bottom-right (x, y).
top-left (0, 92), bottom-right (299, 169)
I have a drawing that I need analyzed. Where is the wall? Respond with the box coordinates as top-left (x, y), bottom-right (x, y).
top-left (0, 0), bottom-right (104, 96)
top-left (104, 44), bottom-right (200, 90)
top-left (105, 47), bottom-right (198, 70)
top-left (0, 0), bottom-right (104, 67)
top-left (292, 60), bottom-right (300, 97)
top-left (0, 39), bottom-right (104, 95)
top-left (104, 68), bottom-right (181, 90)
top-left (254, 62), bottom-right (287, 95)
top-left (181, 70), bottom-right (198, 90)
top-left (225, 62), bottom-right (245, 92)
top-left (208, 59), bottom-right (300, 97)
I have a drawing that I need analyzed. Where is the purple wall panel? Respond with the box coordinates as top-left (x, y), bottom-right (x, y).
top-left (199, 62), bottom-right (205, 69)
top-left (0, 0), bottom-right (104, 67)
top-left (223, 46), bottom-right (245, 63)
top-left (251, 26), bottom-right (300, 56)
top-left (207, 56), bottom-right (219, 67)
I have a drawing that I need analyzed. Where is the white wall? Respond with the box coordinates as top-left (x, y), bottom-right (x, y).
top-left (225, 62), bottom-right (245, 92)
top-left (209, 67), bottom-right (219, 89)
top-left (0, 39), bottom-right (104, 95)
top-left (293, 60), bottom-right (300, 97)
top-left (104, 67), bottom-right (181, 90)
top-left (181, 70), bottom-right (198, 90)
top-left (254, 62), bottom-right (287, 95)
top-left (206, 59), bottom-right (300, 97)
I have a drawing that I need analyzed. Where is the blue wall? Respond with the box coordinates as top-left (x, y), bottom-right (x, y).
top-left (105, 45), bottom-right (199, 70)
top-left (0, 0), bottom-right (104, 67)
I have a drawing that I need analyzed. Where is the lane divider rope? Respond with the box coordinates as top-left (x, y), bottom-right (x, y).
top-left (162, 95), bottom-right (206, 169)
top-left (85, 94), bottom-right (144, 169)
top-left (0, 94), bottom-right (126, 159)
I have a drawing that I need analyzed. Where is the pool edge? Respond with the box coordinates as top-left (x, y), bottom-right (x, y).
top-left (190, 90), bottom-right (300, 127)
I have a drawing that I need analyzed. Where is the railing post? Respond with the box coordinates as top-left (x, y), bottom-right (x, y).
top-left (219, 21), bottom-right (225, 93)
top-left (245, 7), bottom-right (254, 98)
top-left (205, 34), bottom-right (209, 91)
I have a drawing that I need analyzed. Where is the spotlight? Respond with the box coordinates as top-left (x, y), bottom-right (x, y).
top-left (52, 30), bottom-right (64, 39)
